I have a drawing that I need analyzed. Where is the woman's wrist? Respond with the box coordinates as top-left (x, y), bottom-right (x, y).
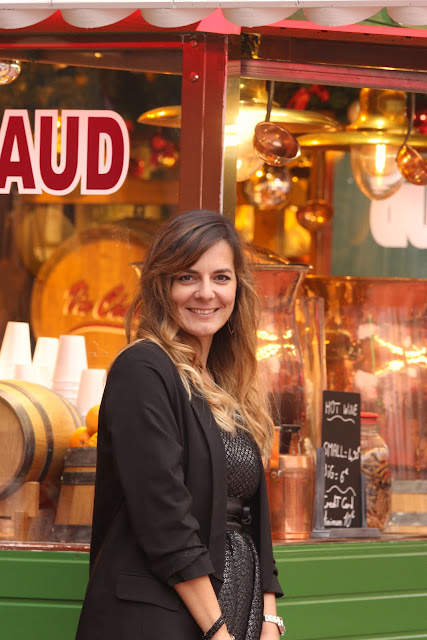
top-left (262, 614), bottom-right (286, 637)
top-left (201, 614), bottom-right (235, 640)
top-left (202, 614), bottom-right (225, 640)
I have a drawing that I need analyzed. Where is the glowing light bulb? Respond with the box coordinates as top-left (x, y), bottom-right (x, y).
top-left (350, 143), bottom-right (403, 200)
top-left (233, 108), bottom-right (265, 182)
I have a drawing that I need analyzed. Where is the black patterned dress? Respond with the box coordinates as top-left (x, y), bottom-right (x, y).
top-left (218, 427), bottom-right (263, 640)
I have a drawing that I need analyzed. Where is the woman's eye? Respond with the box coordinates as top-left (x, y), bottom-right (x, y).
top-left (177, 274), bottom-right (194, 282)
top-left (215, 274), bottom-right (231, 282)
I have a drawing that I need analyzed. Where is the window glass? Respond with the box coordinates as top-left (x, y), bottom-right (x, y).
top-left (0, 55), bottom-right (181, 547)
top-left (233, 79), bottom-right (427, 538)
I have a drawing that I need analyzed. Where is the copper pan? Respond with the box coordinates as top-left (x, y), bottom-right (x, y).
top-left (397, 92), bottom-right (427, 186)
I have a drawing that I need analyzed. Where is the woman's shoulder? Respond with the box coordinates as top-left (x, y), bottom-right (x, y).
top-left (110, 340), bottom-right (177, 376)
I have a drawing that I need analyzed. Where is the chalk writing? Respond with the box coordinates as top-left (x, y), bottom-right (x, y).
top-left (321, 391), bottom-right (362, 528)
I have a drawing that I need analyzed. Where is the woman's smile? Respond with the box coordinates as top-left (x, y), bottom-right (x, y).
top-left (187, 308), bottom-right (219, 316)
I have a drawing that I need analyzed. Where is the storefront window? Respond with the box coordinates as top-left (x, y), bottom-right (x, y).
top-left (0, 51), bottom-right (181, 546)
top-left (232, 78), bottom-right (427, 537)
top-left (0, 45), bottom-right (426, 547)
top-left (234, 79), bottom-right (427, 278)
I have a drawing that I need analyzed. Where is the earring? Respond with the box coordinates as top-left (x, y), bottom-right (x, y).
top-left (227, 318), bottom-right (235, 335)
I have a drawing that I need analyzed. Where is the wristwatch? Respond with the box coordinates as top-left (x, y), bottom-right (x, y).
top-left (262, 614), bottom-right (286, 635)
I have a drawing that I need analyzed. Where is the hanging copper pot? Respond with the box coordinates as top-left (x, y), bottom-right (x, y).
top-left (396, 92), bottom-right (427, 185)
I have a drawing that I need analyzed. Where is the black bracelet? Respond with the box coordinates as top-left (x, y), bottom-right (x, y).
top-left (202, 614), bottom-right (225, 640)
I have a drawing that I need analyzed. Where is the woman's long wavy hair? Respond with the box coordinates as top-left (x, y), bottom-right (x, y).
top-left (125, 210), bottom-right (273, 455)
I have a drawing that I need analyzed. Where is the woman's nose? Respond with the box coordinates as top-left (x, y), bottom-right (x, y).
top-left (195, 278), bottom-right (215, 299)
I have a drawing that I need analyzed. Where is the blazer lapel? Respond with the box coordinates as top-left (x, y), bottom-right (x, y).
top-left (189, 392), bottom-right (227, 581)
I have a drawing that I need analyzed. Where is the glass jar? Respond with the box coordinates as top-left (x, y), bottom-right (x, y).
top-left (254, 265), bottom-right (310, 432)
top-left (361, 412), bottom-right (392, 530)
top-left (265, 425), bottom-right (315, 540)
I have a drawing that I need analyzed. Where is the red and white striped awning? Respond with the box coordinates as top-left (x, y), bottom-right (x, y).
top-left (1, 1), bottom-right (427, 31)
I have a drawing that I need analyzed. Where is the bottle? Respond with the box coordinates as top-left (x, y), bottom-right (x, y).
top-left (360, 412), bottom-right (392, 530)
top-left (265, 425), bottom-right (315, 540)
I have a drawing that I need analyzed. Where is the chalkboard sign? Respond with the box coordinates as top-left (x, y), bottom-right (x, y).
top-left (321, 390), bottom-right (361, 529)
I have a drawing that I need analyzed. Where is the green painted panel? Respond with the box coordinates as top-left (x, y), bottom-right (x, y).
top-left (0, 541), bottom-right (426, 640)
top-left (273, 541), bottom-right (427, 640)
top-left (273, 540), bottom-right (427, 597)
top-left (0, 601), bottom-right (81, 640)
top-left (277, 592), bottom-right (427, 640)
top-left (0, 550), bottom-right (89, 600)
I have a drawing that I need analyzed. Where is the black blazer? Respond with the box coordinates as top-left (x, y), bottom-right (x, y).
top-left (76, 341), bottom-right (282, 640)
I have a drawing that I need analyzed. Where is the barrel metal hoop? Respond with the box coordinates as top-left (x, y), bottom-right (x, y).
top-left (0, 391), bottom-right (35, 498)
top-left (2, 381), bottom-right (54, 483)
top-left (62, 471), bottom-right (96, 485)
top-left (64, 447), bottom-right (97, 466)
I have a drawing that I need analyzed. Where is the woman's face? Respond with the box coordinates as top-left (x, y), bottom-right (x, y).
top-left (171, 240), bottom-right (237, 354)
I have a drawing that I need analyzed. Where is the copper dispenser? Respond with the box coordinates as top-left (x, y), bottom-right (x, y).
top-left (266, 426), bottom-right (315, 541)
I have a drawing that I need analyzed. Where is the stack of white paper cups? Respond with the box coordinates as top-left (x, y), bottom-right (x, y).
top-left (32, 336), bottom-right (59, 388)
top-left (76, 368), bottom-right (106, 421)
top-left (14, 363), bottom-right (42, 383)
top-left (0, 321), bottom-right (32, 379)
top-left (52, 335), bottom-right (88, 406)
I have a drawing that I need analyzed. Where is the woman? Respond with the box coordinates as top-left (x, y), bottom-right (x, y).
top-left (76, 210), bottom-right (284, 640)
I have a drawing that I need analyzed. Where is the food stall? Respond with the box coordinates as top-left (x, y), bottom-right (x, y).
top-left (0, 3), bottom-right (426, 639)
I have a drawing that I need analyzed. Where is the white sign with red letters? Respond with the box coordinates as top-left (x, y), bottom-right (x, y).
top-left (0, 109), bottom-right (130, 196)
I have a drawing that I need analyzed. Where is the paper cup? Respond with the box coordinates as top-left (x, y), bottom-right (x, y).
top-left (52, 335), bottom-right (88, 386)
top-left (77, 368), bottom-right (106, 420)
top-left (37, 364), bottom-right (52, 388)
top-left (0, 321), bottom-right (32, 379)
top-left (33, 337), bottom-right (59, 388)
top-left (14, 363), bottom-right (42, 384)
top-left (52, 382), bottom-right (80, 405)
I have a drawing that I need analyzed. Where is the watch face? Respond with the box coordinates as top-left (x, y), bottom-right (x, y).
top-left (274, 617), bottom-right (286, 635)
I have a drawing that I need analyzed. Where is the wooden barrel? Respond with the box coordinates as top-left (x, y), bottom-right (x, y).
top-left (0, 380), bottom-right (82, 500)
top-left (30, 221), bottom-right (158, 369)
top-left (55, 447), bottom-right (97, 527)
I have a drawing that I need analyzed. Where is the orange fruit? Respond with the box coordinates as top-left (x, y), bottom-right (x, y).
top-left (69, 426), bottom-right (91, 447)
top-left (88, 432), bottom-right (98, 447)
top-left (85, 404), bottom-right (100, 436)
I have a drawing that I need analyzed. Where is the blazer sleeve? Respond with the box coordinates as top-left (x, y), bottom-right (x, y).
top-left (103, 343), bottom-right (214, 586)
top-left (258, 468), bottom-right (283, 597)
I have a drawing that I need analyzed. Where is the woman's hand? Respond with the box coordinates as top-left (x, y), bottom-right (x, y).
top-left (174, 575), bottom-right (228, 639)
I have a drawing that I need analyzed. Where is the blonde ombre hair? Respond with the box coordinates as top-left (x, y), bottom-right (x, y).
top-left (125, 210), bottom-right (273, 455)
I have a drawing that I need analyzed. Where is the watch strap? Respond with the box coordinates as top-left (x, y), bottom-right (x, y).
top-left (262, 614), bottom-right (286, 635)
